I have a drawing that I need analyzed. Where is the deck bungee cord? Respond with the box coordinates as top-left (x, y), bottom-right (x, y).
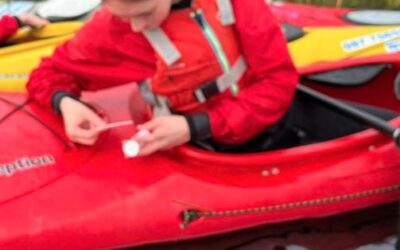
top-left (0, 96), bottom-right (72, 149)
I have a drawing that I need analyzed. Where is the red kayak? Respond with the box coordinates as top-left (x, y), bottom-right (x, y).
top-left (1, 5), bottom-right (400, 247)
top-left (270, 2), bottom-right (400, 27)
top-left (0, 77), bottom-right (399, 249)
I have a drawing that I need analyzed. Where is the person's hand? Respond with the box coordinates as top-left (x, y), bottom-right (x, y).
top-left (133, 115), bottom-right (190, 156)
top-left (17, 13), bottom-right (49, 29)
top-left (60, 97), bottom-right (106, 145)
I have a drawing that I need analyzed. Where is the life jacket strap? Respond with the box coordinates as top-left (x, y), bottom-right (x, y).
top-left (143, 0), bottom-right (235, 65)
top-left (194, 56), bottom-right (246, 103)
top-left (139, 80), bottom-right (172, 116)
top-left (143, 28), bottom-right (181, 66)
top-left (152, 95), bottom-right (172, 116)
top-left (216, 0), bottom-right (235, 25)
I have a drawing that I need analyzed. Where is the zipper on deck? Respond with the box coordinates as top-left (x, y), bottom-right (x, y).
top-left (180, 184), bottom-right (400, 228)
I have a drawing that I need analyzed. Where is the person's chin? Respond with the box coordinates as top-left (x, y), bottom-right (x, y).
top-left (130, 23), bottom-right (147, 32)
top-left (131, 21), bottom-right (161, 32)
top-left (145, 23), bottom-right (162, 31)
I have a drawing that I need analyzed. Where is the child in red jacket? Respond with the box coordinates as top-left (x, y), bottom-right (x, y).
top-left (0, 13), bottom-right (48, 42)
top-left (27, 0), bottom-right (298, 156)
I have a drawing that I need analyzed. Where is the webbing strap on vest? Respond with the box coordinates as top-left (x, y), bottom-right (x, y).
top-left (216, 0), bottom-right (235, 25)
top-left (139, 80), bottom-right (172, 116)
top-left (195, 56), bottom-right (247, 103)
top-left (152, 95), bottom-right (171, 116)
top-left (143, 29), bottom-right (181, 66)
top-left (143, 0), bottom-right (235, 65)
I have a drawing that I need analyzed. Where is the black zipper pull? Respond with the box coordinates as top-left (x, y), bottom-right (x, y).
top-left (190, 9), bottom-right (205, 28)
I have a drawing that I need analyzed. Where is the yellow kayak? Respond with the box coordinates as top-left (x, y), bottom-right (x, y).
top-left (0, 22), bottom-right (82, 92)
top-left (288, 25), bottom-right (400, 68)
top-left (0, 35), bottom-right (74, 92)
top-left (6, 21), bottom-right (82, 44)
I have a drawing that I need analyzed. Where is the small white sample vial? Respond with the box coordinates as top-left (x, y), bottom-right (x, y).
top-left (123, 140), bottom-right (140, 158)
top-left (122, 129), bottom-right (150, 158)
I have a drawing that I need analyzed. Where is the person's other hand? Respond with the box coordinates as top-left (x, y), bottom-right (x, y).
top-left (60, 97), bottom-right (106, 145)
top-left (17, 13), bottom-right (49, 29)
top-left (133, 115), bottom-right (190, 156)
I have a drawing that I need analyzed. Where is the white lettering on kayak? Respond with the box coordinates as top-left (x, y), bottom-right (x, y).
top-left (0, 73), bottom-right (28, 80)
top-left (0, 155), bottom-right (55, 177)
top-left (341, 27), bottom-right (400, 53)
top-left (385, 39), bottom-right (400, 53)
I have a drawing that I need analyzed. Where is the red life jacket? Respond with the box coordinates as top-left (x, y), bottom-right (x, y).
top-left (143, 0), bottom-right (247, 113)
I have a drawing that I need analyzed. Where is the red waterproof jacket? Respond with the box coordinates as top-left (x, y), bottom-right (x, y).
top-left (27, 0), bottom-right (298, 145)
top-left (0, 15), bottom-right (19, 42)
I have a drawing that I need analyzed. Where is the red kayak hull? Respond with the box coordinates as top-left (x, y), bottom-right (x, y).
top-left (0, 83), bottom-right (399, 249)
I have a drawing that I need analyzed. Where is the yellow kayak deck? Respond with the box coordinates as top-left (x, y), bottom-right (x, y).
top-left (289, 25), bottom-right (400, 68)
top-left (0, 22), bottom-right (82, 92)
